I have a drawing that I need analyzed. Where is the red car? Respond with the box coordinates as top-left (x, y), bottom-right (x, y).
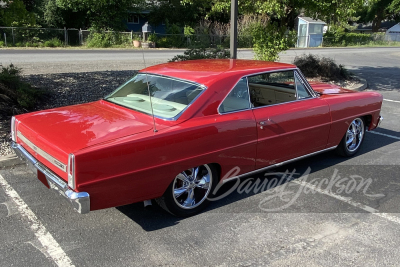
top-left (11, 59), bottom-right (383, 216)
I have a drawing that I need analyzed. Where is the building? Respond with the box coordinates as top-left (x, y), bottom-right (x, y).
top-left (385, 23), bottom-right (400, 42)
top-left (295, 17), bottom-right (326, 48)
top-left (125, 10), bottom-right (166, 34)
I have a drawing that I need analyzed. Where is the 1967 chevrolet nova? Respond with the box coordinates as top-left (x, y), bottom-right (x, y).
top-left (11, 59), bottom-right (383, 216)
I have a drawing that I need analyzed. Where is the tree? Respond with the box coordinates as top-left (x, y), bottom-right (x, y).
top-left (0, 0), bottom-right (37, 27)
top-left (357, 0), bottom-right (400, 32)
top-left (55, 0), bottom-right (146, 30)
top-left (148, 0), bottom-right (212, 27)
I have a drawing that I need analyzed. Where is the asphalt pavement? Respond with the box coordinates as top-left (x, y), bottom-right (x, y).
top-left (1, 47), bottom-right (400, 266)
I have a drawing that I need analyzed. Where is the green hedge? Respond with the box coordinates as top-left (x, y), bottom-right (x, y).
top-left (323, 32), bottom-right (385, 47)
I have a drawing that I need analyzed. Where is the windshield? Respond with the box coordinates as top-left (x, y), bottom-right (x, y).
top-left (105, 73), bottom-right (206, 119)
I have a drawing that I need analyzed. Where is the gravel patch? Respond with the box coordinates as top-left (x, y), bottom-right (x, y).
top-left (0, 70), bottom-right (137, 157)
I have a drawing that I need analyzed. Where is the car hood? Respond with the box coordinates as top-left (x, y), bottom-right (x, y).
top-left (309, 82), bottom-right (355, 95)
top-left (17, 100), bottom-right (154, 154)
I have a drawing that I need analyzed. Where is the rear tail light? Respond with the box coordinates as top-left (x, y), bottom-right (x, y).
top-left (11, 116), bottom-right (16, 141)
top-left (68, 154), bottom-right (75, 189)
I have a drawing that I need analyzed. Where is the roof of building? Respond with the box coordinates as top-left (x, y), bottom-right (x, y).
top-left (142, 59), bottom-right (295, 86)
top-left (387, 23), bottom-right (400, 32)
top-left (298, 17), bottom-right (326, 24)
top-left (355, 21), bottom-right (398, 31)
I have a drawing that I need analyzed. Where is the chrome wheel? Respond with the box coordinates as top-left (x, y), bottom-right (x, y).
top-left (172, 165), bottom-right (212, 209)
top-left (345, 118), bottom-right (364, 152)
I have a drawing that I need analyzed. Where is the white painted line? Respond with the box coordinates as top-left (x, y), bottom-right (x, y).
top-left (293, 179), bottom-right (400, 225)
top-left (0, 174), bottom-right (74, 267)
top-left (384, 99), bottom-right (400, 103)
top-left (368, 131), bottom-right (400, 140)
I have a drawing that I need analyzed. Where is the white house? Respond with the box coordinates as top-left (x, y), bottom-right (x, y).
top-left (385, 23), bottom-right (400, 42)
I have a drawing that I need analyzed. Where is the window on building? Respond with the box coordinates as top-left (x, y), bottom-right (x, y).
top-left (128, 14), bottom-right (139, 24)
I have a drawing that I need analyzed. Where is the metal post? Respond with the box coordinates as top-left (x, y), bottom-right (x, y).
top-left (64, 27), bottom-right (67, 46)
top-left (4, 33), bottom-right (7, 47)
top-left (130, 31), bottom-right (133, 41)
top-left (230, 0), bottom-right (238, 59)
top-left (11, 28), bottom-right (15, 45)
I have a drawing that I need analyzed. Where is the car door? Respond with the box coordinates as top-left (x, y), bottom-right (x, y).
top-left (249, 70), bottom-right (331, 169)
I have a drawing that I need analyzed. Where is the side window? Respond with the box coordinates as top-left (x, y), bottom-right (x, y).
top-left (219, 78), bottom-right (251, 113)
top-left (295, 73), bottom-right (312, 99)
top-left (248, 70), bottom-right (296, 107)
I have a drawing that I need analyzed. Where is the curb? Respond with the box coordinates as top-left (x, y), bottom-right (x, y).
top-left (0, 153), bottom-right (23, 168)
top-left (344, 76), bottom-right (368, 91)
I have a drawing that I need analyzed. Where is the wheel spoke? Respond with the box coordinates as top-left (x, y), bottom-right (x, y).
top-left (346, 136), bottom-right (354, 146)
top-left (177, 173), bottom-right (190, 183)
top-left (192, 167), bottom-right (199, 181)
top-left (174, 187), bottom-right (187, 198)
top-left (196, 174), bottom-right (210, 189)
top-left (352, 135), bottom-right (357, 146)
top-left (351, 122), bottom-right (357, 134)
top-left (183, 188), bottom-right (196, 207)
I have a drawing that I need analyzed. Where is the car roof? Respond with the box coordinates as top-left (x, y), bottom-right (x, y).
top-left (141, 59), bottom-right (296, 87)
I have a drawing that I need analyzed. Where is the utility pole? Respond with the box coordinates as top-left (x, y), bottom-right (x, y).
top-left (230, 0), bottom-right (238, 59)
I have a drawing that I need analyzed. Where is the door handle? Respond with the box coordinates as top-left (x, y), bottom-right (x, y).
top-left (258, 119), bottom-right (271, 129)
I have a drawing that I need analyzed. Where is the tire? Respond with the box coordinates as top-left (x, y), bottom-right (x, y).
top-left (155, 164), bottom-right (219, 217)
top-left (336, 117), bottom-right (365, 157)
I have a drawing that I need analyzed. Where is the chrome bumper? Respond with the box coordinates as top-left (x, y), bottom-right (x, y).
top-left (377, 115), bottom-right (383, 127)
top-left (11, 142), bottom-right (90, 214)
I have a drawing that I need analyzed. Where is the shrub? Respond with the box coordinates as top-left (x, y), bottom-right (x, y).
top-left (156, 35), bottom-right (185, 48)
top-left (323, 30), bottom-right (386, 47)
top-left (43, 38), bottom-right (63, 47)
top-left (251, 22), bottom-right (296, 61)
top-left (169, 47), bottom-right (230, 62)
top-left (0, 41), bottom-right (4, 47)
top-left (293, 54), bottom-right (351, 81)
top-left (86, 31), bottom-right (131, 48)
top-left (0, 64), bottom-right (46, 115)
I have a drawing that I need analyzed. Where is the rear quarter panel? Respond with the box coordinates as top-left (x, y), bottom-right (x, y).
top-left (74, 110), bottom-right (258, 211)
top-left (322, 91), bottom-right (383, 147)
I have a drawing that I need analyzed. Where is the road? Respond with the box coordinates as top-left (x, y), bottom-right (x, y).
top-left (1, 47), bottom-right (400, 266)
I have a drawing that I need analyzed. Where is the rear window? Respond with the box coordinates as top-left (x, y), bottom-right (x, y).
top-left (105, 74), bottom-right (206, 119)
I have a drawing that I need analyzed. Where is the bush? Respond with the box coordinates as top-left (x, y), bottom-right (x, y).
top-left (43, 38), bottom-right (63, 47)
top-left (251, 22), bottom-right (296, 61)
top-left (293, 54), bottom-right (351, 81)
top-left (323, 30), bottom-right (386, 47)
top-left (0, 41), bottom-right (4, 47)
top-left (86, 31), bottom-right (131, 48)
top-left (0, 64), bottom-right (46, 115)
top-left (169, 47), bottom-right (230, 62)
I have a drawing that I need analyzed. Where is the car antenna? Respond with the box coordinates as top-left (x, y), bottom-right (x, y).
top-left (142, 51), bottom-right (158, 133)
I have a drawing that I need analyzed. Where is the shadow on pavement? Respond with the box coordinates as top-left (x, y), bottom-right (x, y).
top-left (352, 66), bottom-right (400, 91)
top-left (116, 127), bottom-right (399, 231)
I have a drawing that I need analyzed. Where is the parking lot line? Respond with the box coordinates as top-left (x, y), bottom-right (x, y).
top-left (369, 131), bottom-right (400, 140)
top-left (0, 174), bottom-right (74, 267)
top-left (384, 99), bottom-right (400, 103)
top-left (293, 179), bottom-right (400, 225)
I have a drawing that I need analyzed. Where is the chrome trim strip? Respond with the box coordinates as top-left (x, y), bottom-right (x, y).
top-left (295, 69), bottom-right (319, 97)
top-left (17, 131), bottom-right (67, 172)
top-left (222, 146), bottom-right (337, 183)
top-left (11, 141), bottom-right (90, 214)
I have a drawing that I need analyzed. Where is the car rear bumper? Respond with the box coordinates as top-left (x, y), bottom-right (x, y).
top-left (377, 115), bottom-right (383, 127)
top-left (11, 141), bottom-right (90, 214)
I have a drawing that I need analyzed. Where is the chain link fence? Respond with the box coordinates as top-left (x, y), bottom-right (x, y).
top-left (297, 33), bottom-right (400, 48)
top-left (1, 27), bottom-right (399, 48)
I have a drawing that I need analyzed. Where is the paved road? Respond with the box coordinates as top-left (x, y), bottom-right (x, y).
top-left (1, 47), bottom-right (400, 266)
